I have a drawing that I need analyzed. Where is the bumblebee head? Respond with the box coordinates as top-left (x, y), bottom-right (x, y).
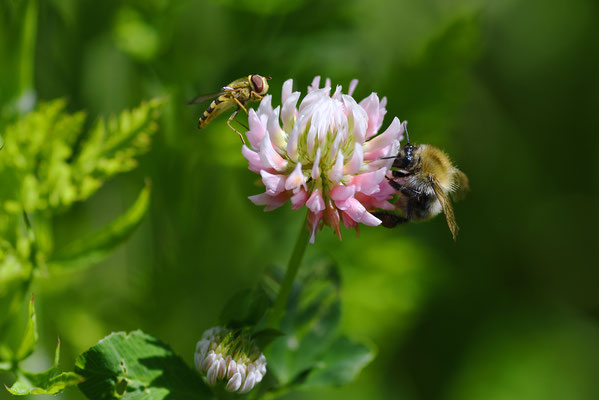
top-left (393, 143), bottom-right (418, 170)
top-left (250, 74), bottom-right (270, 96)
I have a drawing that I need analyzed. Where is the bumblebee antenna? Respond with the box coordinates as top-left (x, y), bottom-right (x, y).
top-left (404, 123), bottom-right (411, 144)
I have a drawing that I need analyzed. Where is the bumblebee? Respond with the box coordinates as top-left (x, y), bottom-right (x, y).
top-left (374, 129), bottom-right (469, 240)
top-left (188, 74), bottom-right (271, 143)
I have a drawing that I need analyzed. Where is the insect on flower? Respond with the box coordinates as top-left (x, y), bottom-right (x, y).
top-left (188, 74), bottom-right (271, 143)
top-left (374, 126), bottom-right (469, 240)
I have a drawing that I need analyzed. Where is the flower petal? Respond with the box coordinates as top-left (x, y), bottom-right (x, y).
top-left (248, 192), bottom-right (290, 211)
top-left (344, 142), bottom-right (363, 175)
top-left (337, 197), bottom-right (381, 226)
top-left (267, 106), bottom-right (286, 151)
top-left (348, 79), bottom-right (358, 96)
top-left (261, 170), bottom-right (286, 195)
top-left (363, 117), bottom-right (403, 158)
top-left (226, 372), bottom-right (242, 392)
top-left (330, 184), bottom-right (356, 201)
top-left (290, 189), bottom-right (308, 209)
top-left (246, 109), bottom-right (265, 149)
top-left (282, 79), bottom-right (293, 104)
top-left (311, 147), bottom-right (322, 179)
top-left (327, 149), bottom-right (344, 183)
top-left (285, 162), bottom-right (306, 190)
top-left (257, 94), bottom-right (273, 118)
top-left (308, 76), bottom-right (321, 92)
top-left (306, 189), bottom-right (325, 213)
top-left (281, 91), bottom-right (300, 133)
top-left (351, 168), bottom-right (387, 195)
top-left (307, 211), bottom-right (323, 244)
top-left (259, 130), bottom-right (288, 171)
top-left (242, 145), bottom-right (269, 174)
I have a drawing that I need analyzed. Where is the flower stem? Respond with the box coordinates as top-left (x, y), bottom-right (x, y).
top-left (270, 214), bottom-right (310, 325)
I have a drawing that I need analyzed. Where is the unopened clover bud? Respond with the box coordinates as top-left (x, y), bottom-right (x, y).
top-left (195, 326), bottom-right (267, 394)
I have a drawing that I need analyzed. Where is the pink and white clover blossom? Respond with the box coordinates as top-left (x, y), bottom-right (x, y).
top-left (244, 76), bottom-right (406, 243)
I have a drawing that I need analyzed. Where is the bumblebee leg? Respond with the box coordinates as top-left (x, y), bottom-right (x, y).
top-left (227, 109), bottom-right (246, 145)
top-left (232, 97), bottom-right (249, 115)
top-left (372, 212), bottom-right (409, 228)
top-left (386, 176), bottom-right (404, 191)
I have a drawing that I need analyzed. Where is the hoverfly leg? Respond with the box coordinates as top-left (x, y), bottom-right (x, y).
top-left (227, 109), bottom-right (246, 145)
top-left (231, 97), bottom-right (249, 115)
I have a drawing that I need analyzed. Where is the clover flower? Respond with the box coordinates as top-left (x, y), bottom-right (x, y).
top-left (243, 76), bottom-right (406, 242)
top-left (195, 327), bottom-right (267, 394)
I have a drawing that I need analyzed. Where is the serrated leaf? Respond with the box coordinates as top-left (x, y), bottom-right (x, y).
top-left (47, 183), bottom-right (150, 272)
top-left (6, 372), bottom-right (82, 395)
top-left (15, 294), bottom-right (37, 361)
top-left (75, 330), bottom-right (210, 400)
top-left (6, 339), bottom-right (83, 395)
top-left (300, 336), bottom-right (375, 389)
top-left (220, 287), bottom-right (270, 329)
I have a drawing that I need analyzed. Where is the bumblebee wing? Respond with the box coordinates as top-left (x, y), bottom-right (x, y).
top-left (451, 168), bottom-right (470, 201)
top-left (431, 177), bottom-right (459, 241)
top-left (187, 91), bottom-right (226, 105)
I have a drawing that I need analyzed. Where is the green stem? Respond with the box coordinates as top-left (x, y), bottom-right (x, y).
top-left (269, 214), bottom-right (310, 326)
top-left (19, 0), bottom-right (38, 97)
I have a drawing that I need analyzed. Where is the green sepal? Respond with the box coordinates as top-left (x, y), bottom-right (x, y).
top-left (47, 182), bottom-right (151, 273)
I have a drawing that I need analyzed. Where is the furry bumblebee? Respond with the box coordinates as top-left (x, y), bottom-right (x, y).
top-left (374, 130), bottom-right (469, 240)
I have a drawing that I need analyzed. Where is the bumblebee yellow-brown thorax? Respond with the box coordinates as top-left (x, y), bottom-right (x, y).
top-left (416, 145), bottom-right (455, 190)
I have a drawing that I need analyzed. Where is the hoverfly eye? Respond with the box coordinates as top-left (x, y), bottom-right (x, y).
top-left (251, 75), bottom-right (264, 93)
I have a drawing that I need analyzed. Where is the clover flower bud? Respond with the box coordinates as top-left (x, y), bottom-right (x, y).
top-left (195, 326), bottom-right (267, 394)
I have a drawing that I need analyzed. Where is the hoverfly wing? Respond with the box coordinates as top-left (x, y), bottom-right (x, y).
top-left (430, 177), bottom-right (459, 241)
top-left (187, 91), bottom-right (226, 105)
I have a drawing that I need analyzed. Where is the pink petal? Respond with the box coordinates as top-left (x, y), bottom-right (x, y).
top-left (348, 79), bottom-right (358, 96)
top-left (336, 197), bottom-right (381, 226)
top-left (242, 145), bottom-right (269, 173)
top-left (327, 150), bottom-right (344, 183)
top-left (248, 192), bottom-right (290, 211)
top-left (257, 94), bottom-right (273, 118)
top-left (285, 162), bottom-right (306, 190)
top-left (247, 109), bottom-right (265, 149)
top-left (306, 189), bottom-right (325, 213)
top-left (311, 147), bottom-right (321, 179)
top-left (330, 184), bottom-right (356, 201)
top-left (282, 79), bottom-right (293, 104)
top-left (307, 211), bottom-right (323, 244)
top-left (308, 76), bottom-right (321, 92)
top-left (281, 91), bottom-right (300, 133)
top-left (363, 117), bottom-right (403, 157)
top-left (344, 143), bottom-right (363, 175)
top-left (359, 93), bottom-right (381, 139)
top-left (324, 77), bottom-right (331, 88)
top-left (342, 95), bottom-right (367, 144)
top-left (350, 168), bottom-right (387, 195)
top-left (259, 130), bottom-right (288, 172)
top-left (267, 107), bottom-right (286, 150)
top-left (260, 170), bottom-right (286, 195)
top-left (290, 189), bottom-right (308, 209)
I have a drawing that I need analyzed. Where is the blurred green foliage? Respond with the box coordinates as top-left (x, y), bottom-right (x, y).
top-left (1, 0), bottom-right (598, 399)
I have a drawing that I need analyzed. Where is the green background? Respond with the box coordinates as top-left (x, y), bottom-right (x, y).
top-left (2, 0), bottom-right (599, 399)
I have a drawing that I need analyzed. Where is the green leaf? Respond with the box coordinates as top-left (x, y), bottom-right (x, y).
top-left (75, 330), bottom-right (210, 400)
top-left (251, 329), bottom-right (284, 349)
top-left (6, 339), bottom-right (83, 395)
top-left (266, 262), bottom-right (342, 387)
top-left (220, 287), bottom-right (270, 329)
top-left (47, 182), bottom-right (151, 272)
top-left (300, 336), bottom-right (375, 389)
top-left (6, 372), bottom-right (83, 395)
top-left (15, 294), bottom-right (37, 361)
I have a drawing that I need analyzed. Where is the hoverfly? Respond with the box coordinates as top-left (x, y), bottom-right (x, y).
top-left (188, 74), bottom-right (271, 144)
